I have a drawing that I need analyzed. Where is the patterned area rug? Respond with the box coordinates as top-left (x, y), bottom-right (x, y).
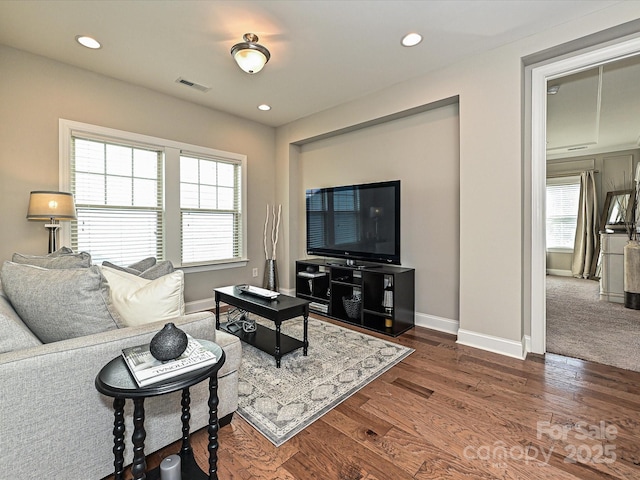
top-left (236, 317), bottom-right (414, 446)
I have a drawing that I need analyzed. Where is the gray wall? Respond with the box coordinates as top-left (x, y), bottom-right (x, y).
top-left (2, 1), bottom-right (639, 357)
top-left (297, 104), bottom-right (460, 322)
top-left (0, 45), bottom-right (276, 304)
top-left (274, 2), bottom-right (640, 355)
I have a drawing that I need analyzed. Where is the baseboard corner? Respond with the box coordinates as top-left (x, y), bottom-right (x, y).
top-left (457, 329), bottom-right (526, 360)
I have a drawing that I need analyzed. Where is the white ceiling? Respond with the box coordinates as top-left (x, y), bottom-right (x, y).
top-left (547, 54), bottom-right (640, 159)
top-left (0, 0), bottom-right (628, 130)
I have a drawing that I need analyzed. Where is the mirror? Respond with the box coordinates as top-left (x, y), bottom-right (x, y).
top-left (601, 189), bottom-right (634, 231)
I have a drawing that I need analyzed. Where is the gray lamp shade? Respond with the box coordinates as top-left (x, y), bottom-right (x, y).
top-left (27, 191), bottom-right (77, 221)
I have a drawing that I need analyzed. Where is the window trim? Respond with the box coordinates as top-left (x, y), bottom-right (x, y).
top-left (59, 118), bottom-right (248, 270)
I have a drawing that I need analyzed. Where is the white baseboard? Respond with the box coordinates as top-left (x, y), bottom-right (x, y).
top-left (415, 312), bottom-right (459, 335)
top-left (185, 297), bottom-right (215, 314)
top-left (185, 297), bottom-right (526, 361)
top-left (457, 329), bottom-right (526, 360)
top-left (524, 335), bottom-right (532, 356)
top-left (546, 269), bottom-right (573, 277)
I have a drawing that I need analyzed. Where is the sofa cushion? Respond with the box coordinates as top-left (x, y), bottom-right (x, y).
top-left (0, 262), bottom-right (123, 343)
top-left (102, 259), bottom-right (174, 280)
top-left (100, 265), bottom-right (185, 327)
top-left (12, 250), bottom-right (91, 269)
top-left (0, 284), bottom-right (42, 353)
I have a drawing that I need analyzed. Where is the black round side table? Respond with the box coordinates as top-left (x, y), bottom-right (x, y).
top-left (95, 339), bottom-right (225, 480)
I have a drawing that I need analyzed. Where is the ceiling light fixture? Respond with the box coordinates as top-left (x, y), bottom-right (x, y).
top-left (258, 104), bottom-right (271, 111)
top-left (76, 35), bottom-right (101, 49)
top-left (231, 33), bottom-right (270, 74)
top-left (547, 85), bottom-right (560, 95)
top-left (401, 33), bottom-right (422, 47)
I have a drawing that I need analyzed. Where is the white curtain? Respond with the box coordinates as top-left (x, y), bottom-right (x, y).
top-left (572, 171), bottom-right (599, 279)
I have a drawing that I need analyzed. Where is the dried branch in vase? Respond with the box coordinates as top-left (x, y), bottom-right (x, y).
top-left (263, 204), bottom-right (282, 260)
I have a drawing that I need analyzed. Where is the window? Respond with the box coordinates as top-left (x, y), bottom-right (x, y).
top-left (546, 177), bottom-right (580, 250)
top-left (71, 137), bottom-right (163, 265)
top-left (60, 119), bottom-right (247, 270)
top-left (180, 154), bottom-right (242, 264)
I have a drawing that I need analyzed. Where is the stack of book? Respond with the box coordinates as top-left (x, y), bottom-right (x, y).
top-left (122, 336), bottom-right (217, 387)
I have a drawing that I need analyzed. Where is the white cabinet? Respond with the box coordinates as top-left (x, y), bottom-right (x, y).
top-left (600, 232), bottom-right (628, 303)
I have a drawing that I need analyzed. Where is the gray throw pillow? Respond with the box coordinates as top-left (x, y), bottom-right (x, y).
top-left (102, 258), bottom-right (174, 280)
top-left (139, 261), bottom-right (175, 280)
top-left (101, 261), bottom-right (142, 276)
top-left (102, 257), bottom-right (157, 274)
top-left (129, 256), bottom-right (157, 272)
top-left (0, 262), bottom-right (123, 343)
top-left (0, 285), bottom-right (42, 353)
top-left (48, 246), bottom-right (74, 257)
top-left (12, 250), bottom-right (91, 269)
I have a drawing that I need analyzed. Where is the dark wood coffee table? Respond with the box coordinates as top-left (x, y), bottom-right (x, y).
top-left (214, 285), bottom-right (310, 367)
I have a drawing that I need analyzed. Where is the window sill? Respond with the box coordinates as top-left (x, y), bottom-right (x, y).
top-left (178, 259), bottom-right (249, 274)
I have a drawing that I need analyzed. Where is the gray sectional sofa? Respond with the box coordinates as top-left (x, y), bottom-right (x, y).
top-left (0, 261), bottom-right (241, 479)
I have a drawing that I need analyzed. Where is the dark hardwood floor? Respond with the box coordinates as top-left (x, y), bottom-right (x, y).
top-left (110, 318), bottom-right (640, 479)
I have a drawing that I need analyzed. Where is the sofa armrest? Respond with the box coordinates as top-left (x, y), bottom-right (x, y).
top-left (0, 311), bottom-right (241, 478)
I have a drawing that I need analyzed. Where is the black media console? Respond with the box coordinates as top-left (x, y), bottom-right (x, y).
top-left (295, 259), bottom-right (415, 336)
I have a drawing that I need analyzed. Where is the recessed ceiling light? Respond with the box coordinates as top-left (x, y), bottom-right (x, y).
top-left (258, 104), bottom-right (271, 111)
top-left (76, 35), bottom-right (101, 49)
top-left (401, 33), bottom-right (422, 47)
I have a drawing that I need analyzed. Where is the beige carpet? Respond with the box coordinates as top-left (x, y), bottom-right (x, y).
top-left (546, 275), bottom-right (640, 372)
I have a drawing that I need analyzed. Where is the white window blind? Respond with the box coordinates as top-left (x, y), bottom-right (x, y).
top-left (180, 154), bottom-right (243, 264)
top-left (546, 178), bottom-right (580, 250)
top-left (70, 136), bottom-right (164, 264)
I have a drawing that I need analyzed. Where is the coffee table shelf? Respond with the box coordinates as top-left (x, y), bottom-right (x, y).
top-left (214, 286), bottom-right (310, 367)
top-left (220, 321), bottom-right (305, 358)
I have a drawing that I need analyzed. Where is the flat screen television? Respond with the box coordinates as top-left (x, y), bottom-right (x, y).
top-left (305, 180), bottom-right (401, 265)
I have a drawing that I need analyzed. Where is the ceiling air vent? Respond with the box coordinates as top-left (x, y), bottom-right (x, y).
top-left (175, 77), bottom-right (211, 93)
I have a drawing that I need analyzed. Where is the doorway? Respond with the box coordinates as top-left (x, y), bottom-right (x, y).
top-left (530, 36), bottom-right (640, 355)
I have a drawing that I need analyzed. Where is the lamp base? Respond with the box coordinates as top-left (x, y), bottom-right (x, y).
top-left (44, 223), bottom-right (60, 254)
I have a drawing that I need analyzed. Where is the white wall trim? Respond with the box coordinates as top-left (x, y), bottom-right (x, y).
top-left (457, 329), bottom-right (526, 360)
top-left (530, 36), bottom-right (640, 355)
top-left (185, 297), bottom-right (216, 314)
top-left (280, 287), bottom-right (295, 297)
top-left (416, 312), bottom-right (459, 335)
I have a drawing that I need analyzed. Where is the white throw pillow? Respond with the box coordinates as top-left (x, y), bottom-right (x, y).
top-left (100, 265), bottom-right (185, 327)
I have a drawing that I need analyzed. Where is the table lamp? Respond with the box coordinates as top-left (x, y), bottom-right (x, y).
top-left (26, 191), bottom-right (77, 253)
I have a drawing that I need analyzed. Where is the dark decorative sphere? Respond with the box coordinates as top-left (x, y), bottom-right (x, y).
top-left (149, 322), bottom-right (188, 361)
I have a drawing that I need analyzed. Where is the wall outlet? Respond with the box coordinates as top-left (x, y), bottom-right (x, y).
top-left (252, 268), bottom-right (259, 277)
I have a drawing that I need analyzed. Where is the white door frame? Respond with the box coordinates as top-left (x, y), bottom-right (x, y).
top-left (530, 36), bottom-right (640, 354)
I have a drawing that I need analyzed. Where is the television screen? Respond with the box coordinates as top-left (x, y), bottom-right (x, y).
top-left (306, 180), bottom-right (400, 265)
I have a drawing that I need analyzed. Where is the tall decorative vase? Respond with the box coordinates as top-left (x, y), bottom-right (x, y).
top-left (263, 259), bottom-right (279, 292)
top-left (624, 240), bottom-right (640, 309)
